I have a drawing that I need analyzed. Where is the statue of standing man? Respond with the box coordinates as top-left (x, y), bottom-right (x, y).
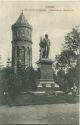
top-left (39, 34), bottom-right (50, 59)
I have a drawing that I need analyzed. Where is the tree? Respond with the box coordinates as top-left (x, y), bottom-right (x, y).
top-left (56, 70), bottom-right (68, 92)
top-left (55, 26), bottom-right (80, 91)
top-left (0, 55), bottom-right (3, 70)
top-left (18, 67), bottom-right (37, 92)
top-left (55, 49), bottom-right (77, 71)
top-left (64, 27), bottom-right (79, 55)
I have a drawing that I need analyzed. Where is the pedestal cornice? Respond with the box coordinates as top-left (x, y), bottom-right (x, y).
top-left (36, 58), bottom-right (53, 65)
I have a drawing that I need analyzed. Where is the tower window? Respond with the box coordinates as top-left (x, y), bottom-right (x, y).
top-left (17, 46), bottom-right (25, 68)
top-left (17, 31), bottom-right (19, 37)
top-left (27, 47), bottom-right (30, 67)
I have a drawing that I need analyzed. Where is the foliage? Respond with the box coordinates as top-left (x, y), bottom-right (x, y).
top-left (18, 67), bottom-right (37, 92)
top-left (55, 27), bottom-right (79, 70)
top-left (2, 67), bottom-right (20, 99)
top-left (66, 64), bottom-right (79, 88)
top-left (55, 50), bottom-right (77, 70)
top-left (56, 70), bottom-right (67, 92)
top-left (0, 55), bottom-right (3, 70)
top-left (1, 66), bottom-right (38, 104)
top-left (54, 26), bottom-right (80, 91)
top-left (64, 27), bottom-right (79, 54)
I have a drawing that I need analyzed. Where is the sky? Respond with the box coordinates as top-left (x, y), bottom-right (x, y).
top-left (0, 1), bottom-right (80, 67)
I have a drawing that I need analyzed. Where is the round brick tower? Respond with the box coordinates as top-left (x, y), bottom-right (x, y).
top-left (11, 12), bottom-right (32, 72)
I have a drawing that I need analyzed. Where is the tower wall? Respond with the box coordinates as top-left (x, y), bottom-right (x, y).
top-left (11, 13), bottom-right (32, 71)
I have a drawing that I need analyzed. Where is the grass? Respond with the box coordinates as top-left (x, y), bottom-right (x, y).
top-left (13, 93), bottom-right (79, 106)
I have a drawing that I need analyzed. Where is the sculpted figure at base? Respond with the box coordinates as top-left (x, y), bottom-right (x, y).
top-left (39, 34), bottom-right (50, 59)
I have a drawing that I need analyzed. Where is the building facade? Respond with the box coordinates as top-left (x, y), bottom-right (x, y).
top-left (11, 12), bottom-right (32, 71)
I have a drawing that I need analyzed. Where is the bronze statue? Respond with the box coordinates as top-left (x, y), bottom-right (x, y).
top-left (39, 34), bottom-right (50, 59)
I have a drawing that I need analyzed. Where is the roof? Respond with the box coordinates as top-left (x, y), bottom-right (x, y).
top-left (12, 12), bottom-right (32, 29)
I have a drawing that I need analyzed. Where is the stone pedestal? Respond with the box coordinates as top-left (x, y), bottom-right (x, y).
top-left (36, 58), bottom-right (55, 91)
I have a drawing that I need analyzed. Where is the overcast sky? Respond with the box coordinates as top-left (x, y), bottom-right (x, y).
top-left (0, 1), bottom-right (80, 67)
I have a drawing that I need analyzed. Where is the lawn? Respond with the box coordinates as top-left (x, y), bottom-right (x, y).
top-left (0, 103), bottom-right (79, 124)
top-left (12, 93), bottom-right (79, 105)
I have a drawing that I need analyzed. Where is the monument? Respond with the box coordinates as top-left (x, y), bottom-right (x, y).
top-left (36, 34), bottom-right (54, 91)
top-left (11, 12), bottom-right (32, 72)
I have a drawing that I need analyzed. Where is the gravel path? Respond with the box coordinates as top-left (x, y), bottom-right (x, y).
top-left (0, 103), bottom-right (79, 124)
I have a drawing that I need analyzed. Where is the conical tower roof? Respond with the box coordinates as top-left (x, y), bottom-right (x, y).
top-left (12, 12), bottom-right (32, 29)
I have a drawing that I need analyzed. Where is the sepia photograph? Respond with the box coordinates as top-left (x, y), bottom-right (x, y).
top-left (0, 1), bottom-right (79, 124)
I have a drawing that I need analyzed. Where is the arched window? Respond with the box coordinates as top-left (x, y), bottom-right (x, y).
top-left (17, 46), bottom-right (20, 68)
top-left (12, 46), bottom-right (15, 67)
top-left (27, 47), bottom-right (30, 66)
top-left (17, 46), bottom-right (25, 68)
top-left (21, 46), bottom-right (25, 67)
